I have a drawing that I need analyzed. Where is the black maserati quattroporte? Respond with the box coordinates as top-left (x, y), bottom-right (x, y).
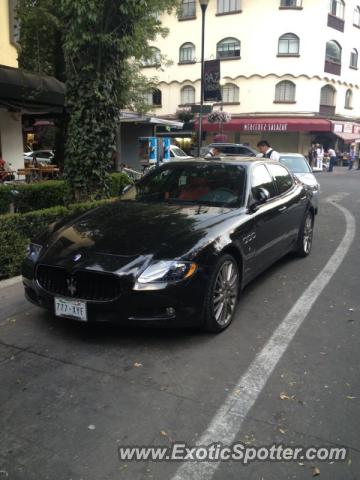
top-left (22, 158), bottom-right (315, 332)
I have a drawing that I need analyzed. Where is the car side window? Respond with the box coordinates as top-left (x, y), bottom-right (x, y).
top-left (238, 147), bottom-right (253, 156)
top-left (222, 146), bottom-right (233, 154)
top-left (251, 165), bottom-right (276, 198)
top-left (267, 164), bottom-right (293, 195)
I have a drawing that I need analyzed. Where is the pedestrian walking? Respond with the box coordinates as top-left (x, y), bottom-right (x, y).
top-left (327, 146), bottom-right (337, 173)
top-left (348, 144), bottom-right (356, 170)
top-left (308, 143), bottom-right (317, 167)
top-left (256, 140), bottom-right (280, 161)
top-left (315, 144), bottom-right (324, 170)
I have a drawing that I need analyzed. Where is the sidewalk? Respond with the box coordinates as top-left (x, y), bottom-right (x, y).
top-left (315, 166), bottom-right (360, 175)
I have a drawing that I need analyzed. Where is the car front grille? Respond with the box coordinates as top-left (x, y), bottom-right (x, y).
top-left (36, 265), bottom-right (121, 302)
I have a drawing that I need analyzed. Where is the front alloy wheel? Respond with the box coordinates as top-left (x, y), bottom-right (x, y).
top-left (204, 254), bottom-right (239, 332)
top-left (297, 211), bottom-right (314, 257)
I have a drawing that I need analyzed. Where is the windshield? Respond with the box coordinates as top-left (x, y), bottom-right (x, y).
top-left (279, 155), bottom-right (312, 173)
top-left (122, 163), bottom-right (246, 207)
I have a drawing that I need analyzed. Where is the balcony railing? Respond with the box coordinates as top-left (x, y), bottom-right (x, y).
top-left (327, 14), bottom-right (345, 32)
top-left (319, 105), bottom-right (336, 116)
top-left (324, 60), bottom-right (341, 76)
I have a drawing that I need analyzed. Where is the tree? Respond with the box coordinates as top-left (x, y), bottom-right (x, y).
top-left (16, 0), bottom-right (65, 80)
top-left (60, 0), bottom-right (179, 201)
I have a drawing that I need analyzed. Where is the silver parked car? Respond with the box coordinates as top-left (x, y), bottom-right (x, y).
top-left (279, 153), bottom-right (320, 213)
top-left (24, 150), bottom-right (55, 165)
top-left (169, 145), bottom-right (193, 160)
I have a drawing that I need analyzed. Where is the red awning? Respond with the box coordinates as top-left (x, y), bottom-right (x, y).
top-left (196, 117), bottom-right (332, 133)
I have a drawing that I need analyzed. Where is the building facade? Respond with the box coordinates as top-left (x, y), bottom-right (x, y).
top-left (0, 0), bottom-right (23, 170)
top-left (142, 0), bottom-right (360, 154)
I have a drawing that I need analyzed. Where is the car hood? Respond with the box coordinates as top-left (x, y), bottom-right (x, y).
top-left (39, 200), bottom-right (237, 271)
top-left (294, 172), bottom-right (319, 188)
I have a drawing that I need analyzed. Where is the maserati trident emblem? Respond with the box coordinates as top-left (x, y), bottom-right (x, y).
top-left (73, 253), bottom-right (82, 262)
top-left (66, 277), bottom-right (77, 296)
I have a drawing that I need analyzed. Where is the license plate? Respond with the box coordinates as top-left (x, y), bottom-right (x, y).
top-left (54, 297), bottom-right (87, 322)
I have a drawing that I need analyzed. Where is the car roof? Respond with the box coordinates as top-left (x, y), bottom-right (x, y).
top-left (27, 150), bottom-right (53, 154)
top-left (162, 157), bottom-right (279, 167)
top-left (279, 152), bottom-right (305, 157)
top-left (208, 143), bottom-right (243, 145)
top-left (207, 143), bottom-right (254, 147)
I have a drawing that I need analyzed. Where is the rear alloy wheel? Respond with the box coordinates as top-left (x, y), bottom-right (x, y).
top-left (203, 254), bottom-right (240, 333)
top-left (297, 211), bottom-right (314, 257)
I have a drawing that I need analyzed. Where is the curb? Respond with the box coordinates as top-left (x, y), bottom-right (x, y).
top-left (0, 276), bottom-right (22, 290)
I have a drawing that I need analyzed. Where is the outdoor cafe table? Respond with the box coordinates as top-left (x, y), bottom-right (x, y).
top-left (17, 167), bottom-right (39, 183)
top-left (17, 166), bottom-right (60, 182)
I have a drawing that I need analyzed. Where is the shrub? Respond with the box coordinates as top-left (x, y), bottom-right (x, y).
top-left (0, 172), bottom-right (131, 214)
top-left (109, 172), bottom-right (133, 196)
top-left (0, 198), bottom-right (115, 278)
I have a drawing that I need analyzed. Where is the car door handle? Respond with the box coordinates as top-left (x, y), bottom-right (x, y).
top-left (278, 206), bottom-right (287, 212)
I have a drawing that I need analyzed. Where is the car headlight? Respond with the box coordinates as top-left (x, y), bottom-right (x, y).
top-left (134, 260), bottom-right (197, 291)
top-left (26, 243), bottom-right (43, 262)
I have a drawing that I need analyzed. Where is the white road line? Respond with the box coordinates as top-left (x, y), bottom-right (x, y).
top-left (0, 276), bottom-right (22, 290)
top-left (171, 199), bottom-right (356, 480)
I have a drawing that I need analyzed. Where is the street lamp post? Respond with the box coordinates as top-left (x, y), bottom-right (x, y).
top-left (197, 0), bottom-right (209, 157)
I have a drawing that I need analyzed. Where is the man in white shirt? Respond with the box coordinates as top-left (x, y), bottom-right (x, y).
top-left (204, 146), bottom-right (222, 158)
top-left (256, 140), bottom-right (280, 161)
top-left (327, 147), bottom-right (336, 173)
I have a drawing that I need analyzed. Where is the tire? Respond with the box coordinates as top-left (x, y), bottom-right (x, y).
top-left (296, 210), bottom-right (314, 257)
top-left (203, 254), bottom-right (240, 333)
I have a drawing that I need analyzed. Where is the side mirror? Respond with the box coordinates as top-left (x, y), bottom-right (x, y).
top-left (255, 187), bottom-right (270, 203)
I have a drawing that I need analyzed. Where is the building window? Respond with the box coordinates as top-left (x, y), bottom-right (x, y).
top-left (217, 38), bottom-right (241, 59)
top-left (141, 47), bottom-right (161, 67)
top-left (179, 0), bottom-right (196, 19)
top-left (145, 89), bottom-right (162, 107)
top-left (280, 0), bottom-right (302, 7)
top-left (320, 85), bottom-right (336, 115)
top-left (345, 89), bottom-right (353, 108)
top-left (320, 85), bottom-right (336, 105)
top-left (326, 40), bottom-right (341, 63)
top-left (179, 43), bottom-right (195, 63)
top-left (350, 48), bottom-right (358, 68)
top-left (278, 33), bottom-right (300, 55)
top-left (217, 0), bottom-right (241, 14)
top-left (330, 0), bottom-right (345, 18)
top-left (275, 81), bottom-right (296, 102)
top-left (181, 86), bottom-right (195, 104)
top-left (325, 40), bottom-right (342, 73)
top-left (221, 83), bottom-right (239, 103)
top-left (354, 6), bottom-right (360, 26)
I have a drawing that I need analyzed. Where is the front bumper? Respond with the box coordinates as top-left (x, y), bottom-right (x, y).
top-left (22, 269), bottom-right (208, 327)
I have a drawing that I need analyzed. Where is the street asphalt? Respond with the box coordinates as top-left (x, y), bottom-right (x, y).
top-left (0, 167), bottom-right (359, 480)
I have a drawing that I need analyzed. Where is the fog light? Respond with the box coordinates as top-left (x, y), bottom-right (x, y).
top-left (166, 307), bottom-right (176, 316)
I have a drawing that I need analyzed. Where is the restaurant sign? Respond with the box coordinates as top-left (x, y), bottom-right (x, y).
top-left (204, 60), bottom-right (222, 102)
top-left (333, 123), bottom-right (343, 133)
top-left (243, 123), bottom-right (288, 132)
top-left (332, 122), bottom-right (360, 134)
